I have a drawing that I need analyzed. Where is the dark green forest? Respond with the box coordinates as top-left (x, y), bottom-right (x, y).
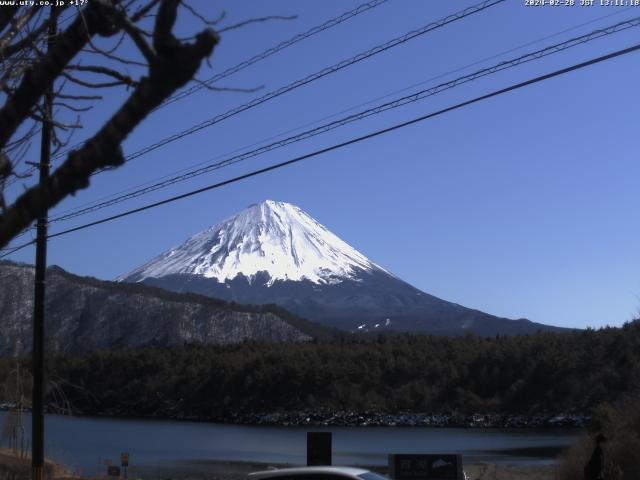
top-left (1, 321), bottom-right (639, 420)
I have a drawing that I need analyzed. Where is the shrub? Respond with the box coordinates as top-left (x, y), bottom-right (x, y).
top-left (560, 390), bottom-right (640, 480)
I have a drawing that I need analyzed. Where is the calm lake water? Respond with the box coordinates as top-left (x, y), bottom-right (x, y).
top-left (0, 412), bottom-right (582, 475)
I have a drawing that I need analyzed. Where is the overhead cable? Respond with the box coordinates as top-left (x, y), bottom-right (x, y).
top-left (4, 40), bottom-right (638, 258)
top-left (47, 16), bottom-right (640, 225)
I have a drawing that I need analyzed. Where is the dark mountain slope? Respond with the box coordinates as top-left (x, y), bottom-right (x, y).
top-left (121, 200), bottom-right (568, 336)
top-left (0, 261), bottom-right (327, 356)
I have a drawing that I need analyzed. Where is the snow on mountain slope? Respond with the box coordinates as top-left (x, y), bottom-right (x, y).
top-left (119, 200), bottom-right (568, 336)
top-left (121, 200), bottom-right (386, 285)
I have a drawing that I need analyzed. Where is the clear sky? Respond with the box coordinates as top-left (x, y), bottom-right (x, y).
top-left (5, 0), bottom-right (640, 329)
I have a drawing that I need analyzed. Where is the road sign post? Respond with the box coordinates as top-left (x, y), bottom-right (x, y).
top-left (107, 466), bottom-right (121, 478)
top-left (307, 432), bottom-right (332, 466)
top-left (121, 452), bottom-right (129, 479)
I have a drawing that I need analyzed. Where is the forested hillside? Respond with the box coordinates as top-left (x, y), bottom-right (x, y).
top-left (0, 261), bottom-right (336, 355)
top-left (2, 322), bottom-right (637, 423)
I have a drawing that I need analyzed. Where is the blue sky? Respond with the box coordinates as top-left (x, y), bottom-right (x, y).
top-left (5, 0), bottom-right (640, 329)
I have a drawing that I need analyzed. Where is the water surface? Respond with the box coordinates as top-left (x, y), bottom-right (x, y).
top-left (0, 412), bottom-right (582, 475)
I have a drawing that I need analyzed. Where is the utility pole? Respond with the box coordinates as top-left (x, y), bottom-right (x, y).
top-left (32, 8), bottom-right (56, 480)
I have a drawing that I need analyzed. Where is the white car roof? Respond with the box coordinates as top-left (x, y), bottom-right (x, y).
top-left (249, 466), bottom-right (373, 480)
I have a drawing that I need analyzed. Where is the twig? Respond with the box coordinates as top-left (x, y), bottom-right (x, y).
top-left (0, 6), bottom-right (20, 34)
top-left (0, 0), bottom-right (219, 247)
top-left (192, 77), bottom-right (264, 93)
top-left (80, 45), bottom-right (148, 67)
top-left (218, 15), bottom-right (297, 34)
top-left (0, 7), bottom-right (39, 57)
top-left (180, 1), bottom-right (225, 26)
top-left (66, 64), bottom-right (138, 87)
top-left (52, 102), bottom-right (93, 113)
top-left (130, 0), bottom-right (162, 23)
top-left (56, 92), bottom-right (103, 101)
top-left (0, 8), bottom-right (61, 60)
top-left (121, 17), bottom-right (156, 63)
top-left (61, 71), bottom-right (129, 89)
top-left (0, 0), bottom-right (122, 150)
top-left (96, 29), bottom-right (127, 56)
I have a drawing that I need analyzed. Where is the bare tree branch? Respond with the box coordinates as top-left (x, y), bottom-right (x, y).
top-left (4, 122), bottom-right (39, 153)
top-left (29, 107), bottom-right (78, 132)
top-left (52, 102), bottom-right (93, 113)
top-left (130, 0), bottom-right (162, 22)
top-left (218, 15), bottom-right (297, 34)
top-left (0, 0), bottom-right (219, 247)
top-left (51, 115), bottom-right (82, 152)
top-left (81, 44), bottom-right (148, 67)
top-left (98, 30), bottom-right (127, 56)
top-left (9, 135), bottom-right (34, 168)
top-left (68, 64), bottom-right (138, 87)
top-left (0, 0), bottom-right (122, 151)
top-left (0, 153), bottom-right (11, 179)
top-left (0, 10), bottom-right (61, 61)
top-left (0, 8), bottom-right (39, 56)
top-left (121, 18), bottom-right (156, 63)
top-left (180, 1), bottom-right (225, 27)
top-left (62, 71), bottom-right (130, 89)
top-left (56, 92), bottom-right (103, 101)
top-left (192, 78), bottom-right (264, 93)
top-left (0, 6), bottom-right (20, 35)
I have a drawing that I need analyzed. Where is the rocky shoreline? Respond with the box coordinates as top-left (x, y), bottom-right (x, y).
top-left (206, 410), bottom-right (591, 428)
top-left (1, 403), bottom-right (590, 428)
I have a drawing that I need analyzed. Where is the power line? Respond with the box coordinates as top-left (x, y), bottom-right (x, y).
top-left (1, 8), bottom-right (80, 187)
top-left (34, 0), bottom-right (503, 180)
top-left (44, 0), bottom-right (390, 165)
top-left (4, 0), bottom-right (503, 204)
top-left (159, 0), bottom-right (390, 109)
top-left (47, 6), bottom-right (637, 222)
top-left (5, 10), bottom-right (637, 242)
top-left (4, 40), bottom-right (639, 258)
top-left (10, 4), bottom-right (629, 194)
top-left (348, 5), bottom-right (635, 114)
top-left (0, 242), bottom-right (31, 255)
top-left (46, 15), bottom-right (640, 225)
top-left (117, 0), bottom-right (505, 166)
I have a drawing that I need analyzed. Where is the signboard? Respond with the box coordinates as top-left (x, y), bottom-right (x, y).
top-left (307, 432), bottom-right (332, 466)
top-left (107, 466), bottom-right (121, 477)
top-left (121, 452), bottom-right (129, 467)
top-left (388, 454), bottom-right (464, 480)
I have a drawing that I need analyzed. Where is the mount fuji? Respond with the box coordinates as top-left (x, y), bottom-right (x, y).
top-left (120, 200), bottom-right (562, 336)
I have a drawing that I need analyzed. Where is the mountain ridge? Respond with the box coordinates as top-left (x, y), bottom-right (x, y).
top-left (120, 200), bottom-right (386, 285)
top-left (120, 200), bottom-right (567, 336)
top-left (0, 260), bottom-right (331, 356)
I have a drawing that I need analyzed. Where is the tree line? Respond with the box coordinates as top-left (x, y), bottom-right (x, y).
top-left (1, 321), bottom-right (639, 418)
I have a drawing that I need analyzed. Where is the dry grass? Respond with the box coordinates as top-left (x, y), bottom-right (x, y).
top-left (0, 448), bottom-right (75, 480)
top-left (0, 453), bottom-right (567, 480)
top-left (464, 463), bottom-right (557, 480)
top-left (557, 391), bottom-right (640, 480)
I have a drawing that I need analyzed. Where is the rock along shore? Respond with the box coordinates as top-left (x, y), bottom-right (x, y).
top-left (1, 403), bottom-right (590, 428)
top-left (206, 410), bottom-right (590, 428)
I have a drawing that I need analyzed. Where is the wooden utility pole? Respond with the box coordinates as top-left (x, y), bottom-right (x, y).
top-left (32, 8), bottom-right (56, 480)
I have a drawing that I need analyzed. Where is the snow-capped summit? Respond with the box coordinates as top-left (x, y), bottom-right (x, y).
top-left (120, 200), bottom-right (564, 336)
top-left (121, 200), bottom-right (385, 285)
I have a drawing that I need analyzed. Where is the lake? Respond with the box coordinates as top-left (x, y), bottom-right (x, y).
top-left (0, 412), bottom-right (582, 476)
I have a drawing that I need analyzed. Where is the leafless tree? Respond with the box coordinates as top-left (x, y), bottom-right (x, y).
top-left (0, 0), bottom-right (236, 248)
